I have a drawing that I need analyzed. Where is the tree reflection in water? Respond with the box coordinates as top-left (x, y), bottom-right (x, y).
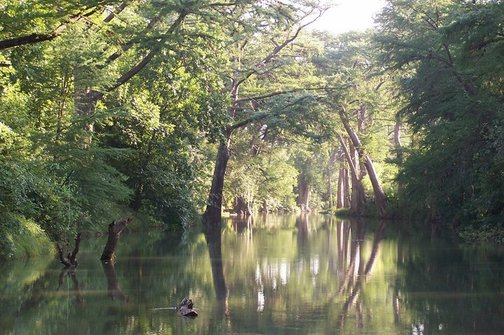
top-left (203, 219), bottom-right (229, 314)
top-left (4, 214), bottom-right (504, 334)
top-left (57, 266), bottom-right (84, 306)
top-left (101, 261), bottom-right (128, 303)
top-left (225, 214), bottom-right (390, 334)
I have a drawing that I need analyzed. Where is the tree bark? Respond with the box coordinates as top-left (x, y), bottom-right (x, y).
top-left (100, 218), bottom-right (131, 262)
top-left (326, 148), bottom-right (339, 209)
top-left (342, 167), bottom-right (350, 208)
top-left (363, 155), bottom-right (387, 216)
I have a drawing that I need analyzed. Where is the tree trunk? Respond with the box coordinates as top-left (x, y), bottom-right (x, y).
top-left (234, 195), bottom-right (252, 216)
top-left (204, 138), bottom-right (231, 225)
top-left (260, 199), bottom-right (269, 213)
top-left (363, 155), bottom-right (387, 216)
top-left (326, 148), bottom-right (339, 209)
top-left (337, 165), bottom-right (350, 209)
top-left (297, 177), bottom-right (311, 212)
top-left (339, 108), bottom-right (387, 217)
top-left (100, 218), bottom-right (131, 262)
top-left (342, 167), bottom-right (350, 208)
top-left (57, 232), bottom-right (82, 268)
top-left (337, 165), bottom-right (344, 209)
top-left (337, 133), bottom-right (365, 215)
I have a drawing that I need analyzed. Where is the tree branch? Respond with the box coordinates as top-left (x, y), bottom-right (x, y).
top-left (0, 6), bottom-right (102, 50)
top-left (105, 10), bottom-right (188, 92)
top-left (234, 6), bottom-right (325, 88)
top-left (236, 86), bottom-right (342, 103)
top-left (231, 95), bottom-right (312, 130)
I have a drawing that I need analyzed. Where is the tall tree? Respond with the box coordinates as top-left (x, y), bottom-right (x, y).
top-left (312, 31), bottom-right (396, 217)
top-left (203, 1), bottom-right (327, 224)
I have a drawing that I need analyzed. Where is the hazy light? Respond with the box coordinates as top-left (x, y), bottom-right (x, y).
top-left (310, 0), bottom-right (386, 35)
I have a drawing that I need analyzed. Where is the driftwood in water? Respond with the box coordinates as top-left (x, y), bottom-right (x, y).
top-left (177, 297), bottom-right (198, 317)
top-left (57, 233), bottom-right (82, 268)
top-left (56, 233), bottom-right (83, 304)
top-left (100, 217), bottom-right (131, 262)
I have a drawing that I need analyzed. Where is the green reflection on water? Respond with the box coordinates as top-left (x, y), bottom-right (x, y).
top-left (1, 214), bottom-right (504, 335)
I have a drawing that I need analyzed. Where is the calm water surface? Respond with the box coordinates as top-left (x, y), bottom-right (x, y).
top-left (1, 214), bottom-right (504, 335)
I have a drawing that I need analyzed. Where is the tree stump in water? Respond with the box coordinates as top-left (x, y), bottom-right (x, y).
top-left (57, 232), bottom-right (81, 268)
top-left (177, 297), bottom-right (198, 318)
top-left (100, 217), bottom-right (131, 262)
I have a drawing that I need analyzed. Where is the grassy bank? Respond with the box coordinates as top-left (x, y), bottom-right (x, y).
top-left (0, 216), bottom-right (55, 260)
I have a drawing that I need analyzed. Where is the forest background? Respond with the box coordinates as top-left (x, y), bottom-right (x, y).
top-left (1, 0), bottom-right (503, 259)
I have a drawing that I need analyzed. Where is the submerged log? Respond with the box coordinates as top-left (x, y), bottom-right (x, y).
top-left (100, 217), bottom-right (131, 262)
top-left (177, 297), bottom-right (198, 318)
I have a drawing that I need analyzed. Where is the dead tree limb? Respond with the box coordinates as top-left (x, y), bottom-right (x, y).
top-left (177, 298), bottom-right (198, 317)
top-left (100, 217), bottom-right (131, 262)
top-left (57, 233), bottom-right (82, 268)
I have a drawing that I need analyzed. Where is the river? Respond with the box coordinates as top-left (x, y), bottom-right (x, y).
top-left (1, 214), bottom-right (504, 334)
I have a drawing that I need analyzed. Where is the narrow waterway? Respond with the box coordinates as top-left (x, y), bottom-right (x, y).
top-left (1, 214), bottom-right (504, 334)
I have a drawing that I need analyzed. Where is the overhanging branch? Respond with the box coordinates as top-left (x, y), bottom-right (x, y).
top-left (0, 5), bottom-right (102, 50)
top-left (231, 95), bottom-right (312, 130)
top-left (236, 86), bottom-right (342, 103)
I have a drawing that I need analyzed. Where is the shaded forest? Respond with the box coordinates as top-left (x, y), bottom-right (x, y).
top-left (1, 0), bottom-right (504, 258)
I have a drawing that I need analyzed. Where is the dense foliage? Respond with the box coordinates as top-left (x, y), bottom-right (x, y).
top-left (375, 0), bottom-right (504, 238)
top-left (1, 0), bottom-right (504, 258)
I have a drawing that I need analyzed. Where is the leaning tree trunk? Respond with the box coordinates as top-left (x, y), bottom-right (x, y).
top-left (204, 138), bottom-right (231, 225)
top-left (339, 108), bottom-right (387, 217)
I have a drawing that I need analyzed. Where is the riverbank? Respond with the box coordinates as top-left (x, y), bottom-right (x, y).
top-left (0, 215), bottom-right (54, 260)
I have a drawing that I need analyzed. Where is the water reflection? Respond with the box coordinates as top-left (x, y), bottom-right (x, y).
top-left (203, 222), bottom-right (228, 315)
top-left (102, 261), bottom-right (128, 303)
top-left (1, 215), bottom-right (504, 334)
top-left (57, 266), bottom-right (84, 306)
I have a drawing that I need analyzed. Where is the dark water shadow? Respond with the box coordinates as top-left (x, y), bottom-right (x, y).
top-left (101, 261), bottom-right (128, 304)
top-left (203, 219), bottom-right (229, 317)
